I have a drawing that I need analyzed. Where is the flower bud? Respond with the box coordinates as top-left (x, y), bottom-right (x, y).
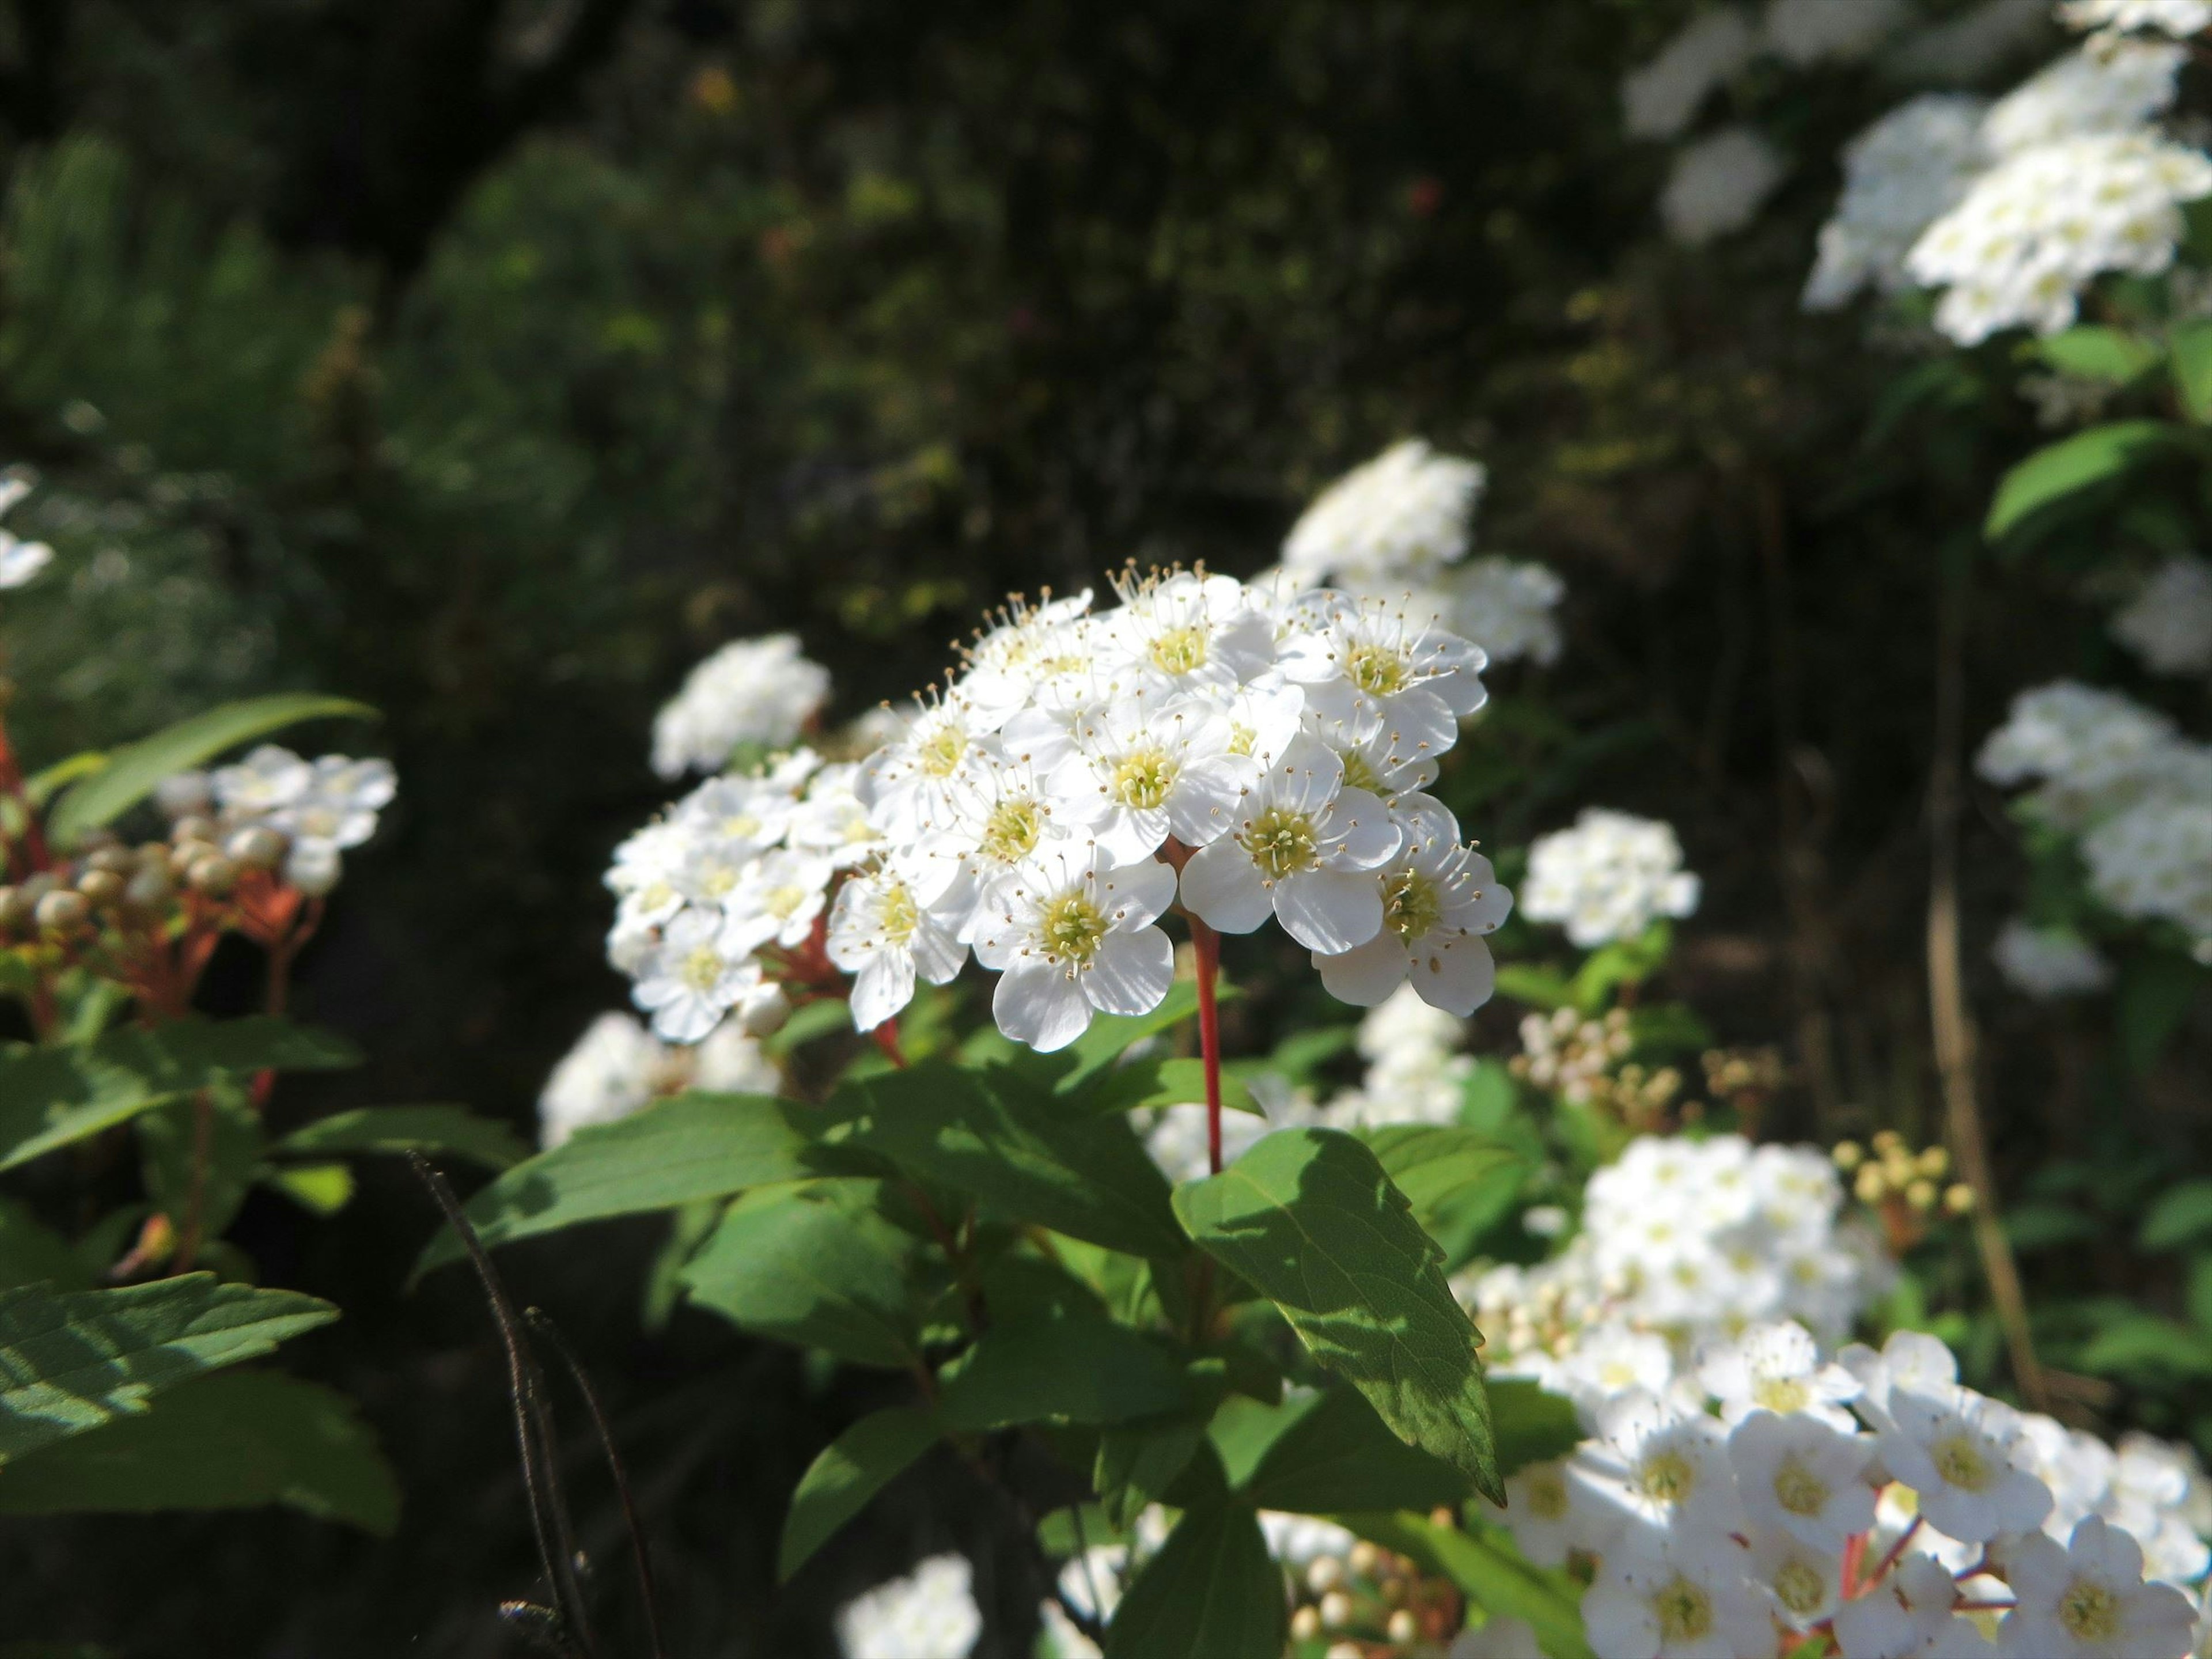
top-left (36, 888), bottom-right (90, 932)
top-left (1943, 1183), bottom-right (1976, 1215)
top-left (1325, 1645), bottom-right (1362, 1659)
top-left (1386, 1608), bottom-right (1419, 1643)
top-left (1871, 1129), bottom-right (1903, 1155)
top-left (225, 825), bottom-right (288, 869)
top-left (1305, 1555), bottom-right (1343, 1594)
top-left (1318, 1590), bottom-right (1353, 1630)
top-left (171, 815), bottom-right (219, 847)
top-left (84, 846), bottom-right (135, 877)
top-left (1854, 1164), bottom-right (1885, 1204)
top-left (284, 837), bottom-right (342, 897)
top-left (169, 839), bottom-right (218, 876)
top-left (74, 869), bottom-right (125, 908)
top-left (187, 855), bottom-right (239, 897)
top-left (1831, 1140), bottom-right (1863, 1171)
top-left (1916, 1146), bottom-right (1949, 1179)
top-left (1906, 1178), bottom-right (1937, 1213)
top-left (154, 771), bottom-right (215, 820)
top-left (123, 861), bottom-right (176, 912)
top-left (1347, 1540), bottom-right (1379, 1578)
top-left (1288, 1607), bottom-right (1320, 1642)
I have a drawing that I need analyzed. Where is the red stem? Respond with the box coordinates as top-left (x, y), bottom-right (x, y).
top-left (1190, 914), bottom-right (1225, 1176)
top-left (873, 1016), bottom-right (909, 1069)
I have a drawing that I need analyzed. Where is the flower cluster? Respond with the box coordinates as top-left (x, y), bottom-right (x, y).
top-left (1621, 10), bottom-right (1758, 142)
top-left (650, 632), bottom-right (832, 779)
top-left (1278, 440), bottom-right (1565, 668)
top-left (1803, 94), bottom-right (1992, 310)
top-left (1490, 1319), bottom-right (2209, 1659)
top-left (2111, 555), bottom-right (2212, 676)
top-left (1458, 1135), bottom-right (1885, 1388)
top-left (1520, 808), bottom-right (1700, 949)
top-left (608, 567), bottom-right (1517, 1056)
top-left (1991, 916), bottom-right (2114, 999)
top-left (833, 1553), bottom-right (982, 1659)
top-left (1978, 680), bottom-right (2212, 956)
top-left (2058, 0), bottom-right (2212, 43)
top-left (535, 1010), bottom-right (778, 1147)
top-left (1662, 127), bottom-right (1789, 248)
top-left (1512, 1005), bottom-right (1685, 1129)
top-left (161, 744), bottom-right (396, 899)
top-left (0, 472), bottom-right (53, 590)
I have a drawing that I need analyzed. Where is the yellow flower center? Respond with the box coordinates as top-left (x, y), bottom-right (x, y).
top-left (1753, 1377), bottom-right (1810, 1415)
top-left (1228, 721), bottom-right (1257, 757)
top-left (1111, 747), bottom-right (1177, 810)
top-left (766, 882), bottom-right (810, 919)
top-left (878, 882), bottom-right (919, 945)
top-left (1040, 891), bottom-right (1108, 964)
top-left (919, 723), bottom-right (968, 777)
top-left (1932, 1434), bottom-right (1994, 1493)
top-left (1639, 1450), bottom-right (1695, 1505)
top-left (2059, 1578), bottom-right (2121, 1641)
top-left (1149, 624), bottom-right (1209, 676)
top-left (1339, 748), bottom-right (1384, 795)
top-left (1242, 806), bottom-right (1321, 880)
top-left (721, 812), bottom-right (763, 839)
top-left (681, 945), bottom-right (724, 992)
top-left (1382, 868), bottom-right (1444, 940)
top-left (703, 867), bottom-right (740, 897)
top-left (1772, 1558), bottom-right (1825, 1617)
top-left (1773, 1455), bottom-right (1830, 1518)
top-left (1653, 1577), bottom-right (1714, 1642)
top-left (980, 797), bottom-right (1044, 863)
top-left (1348, 641), bottom-right (1410, 696)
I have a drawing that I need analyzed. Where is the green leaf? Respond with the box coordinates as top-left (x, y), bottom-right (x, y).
top-left (1490, 1380), bottom-right (1584, 1476)
top-left (2172, 319), bottom-right (2212, 422)
top-left (778, 1404), bottom-right (940, 1582)
top-left (763, 997), bottom-right (853, 1057)
top-left (47, 693), bottom-right (378, 849)
top-left (414, 1091), bottom-right (819, 1277)
top-left (261, 1162), bottom-right (356, 1216)
top-left (0, 1198), bottom-right (92, 1291)
top-left (2076, 1316), bottom-right (2212, 1378)
top-left (1229, 1386), bottom-right (1467, 1514)
top-left (844, 1062), bottom-right (1185, 1259)
top-left (1080, 1055), bottom-right (1261, 1118)
top-left (0, 1274), bottom-right (338, 1462)
top-left (1055, 980), bottom-right (1236, 1097)
top-left (22, 751), bottom-right (107, 809)
top-left (2117, 950), bottom-right (2206, 1078)
top-left (936, 1308), bottom-right (1190, 1430)
top-left (2142, 1181), bottom-right (2212, 1251)
top-left (2034, 325), bottom-right (2163, 386)
top-left (0, 1369), bottom-right (397, 1531)
top-left (137, 1085), bottom-right (262, 1240)
top-left (1173, 1127), bottom-right (1500, 1503)
top-left (276, 1103), bottom-right (529, 1171)
top-left (1983, 420), bottom-right (2186, 540)
top-left (1102, 1499), bottom-right (1287, 1659)
top-left (680, 1180), bottom-right (922, 1369)
top-left (1345, 1513), bottom-right (1593, 1659)
top-left (0, 1017), bottom-right (359, 1172)
top-left (1493, 965), bottom-right (1573, 1010)
top-left (1095, 1414), bottom-right (1208, 1533)
top-left (1361, 1126), bottom-right (1525, 1242)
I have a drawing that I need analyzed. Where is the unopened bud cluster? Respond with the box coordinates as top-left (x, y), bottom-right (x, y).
top-left (1834, 1130), bottom-right (1975, 1218)
top-left (1511, 1005), bottom-right (1681, 1128)
top-left (1285, 1533), bottom-right (1461, 1655)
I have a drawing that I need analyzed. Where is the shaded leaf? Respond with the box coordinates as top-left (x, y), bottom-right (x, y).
top-left (1361, 1126), bottom-right (1525, 1244)
top-left (48, 693), bottom-right (377, 848)
top-left (2035, 325), bottom-right (2162, 386)
top-left (778, 1404), bottom-right (940, 1582)
top-left (0, 1274), bottom-right (337, 1461)
top-left (2077, 1316), bottom-right (2212, 1378)
top-left (1055, 979), bottom-right (1237, 1097)
top-left (276, 1104), bottom-right (529, 1171)
top-left (1102, 1499), bottom-right (1286, 1659)
top-left (0, 1199), bottom-right (92, 1291)
top-left (937, 1308), bottom-right (1188, 1430)
top-left (1096, 1414), bottom-right (1207, 1534)
top-left (1490, 1378), bottom-right (1584, 1476)
top-left (680, 1180), bottom-right (921, 1370)
top-left (1228, 1386), bottom-right (1467, 1514)
top-left (0, 1369), bottom-right (398, 1532)
top-left (415, 1091), bottom-right (819, 1277)
top-left (137, 1085), bottom-right (260, 1240)
top-left (1080, 1055), bottom-right (1261, 1119)
top-left (2173, 319), bottom-right (2212, 422)
top-left (1173, 1128), bottom-right (1499, 1502)
top-left (1984, 420), bottom-right (2186, 540)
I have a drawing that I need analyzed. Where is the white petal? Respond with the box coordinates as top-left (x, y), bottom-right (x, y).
top-left (1274, 868), bottom-right (1383, 954)
top-left (1411, 934), bottom-right (1496, 1016)
top-left (1180, 838), bottom-right (1273, 934)
top-left (1327, 788), bottom-right (1402, 869)
top-left (1091, 805), bottom-right (1169, 865)
top-left (1313, 931), bottom-right (1411, 1006)
top-left (1103, 854), bottom-right (1177, 931)
top-left (850, 950), bottom-right (916, 1031)
top-left (1084, 927), bottom-right (1174, 1016)
top-left (911, 916), bottom-right (968, 984)
top-left (1165, 756), bottom-right (1252, 846)
top-left (993, 960), bottom-right (1094, 1052)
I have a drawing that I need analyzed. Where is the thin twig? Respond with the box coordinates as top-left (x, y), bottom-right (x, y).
top-left (410, 1156), bottom-right (600, 1657)
top-left (527, 1308), bottom-right (669, 1659)
top-left (1189, 915), bottom-right (1225, 1176)
top-left (1926, 567), bottom-right (2049, 1414)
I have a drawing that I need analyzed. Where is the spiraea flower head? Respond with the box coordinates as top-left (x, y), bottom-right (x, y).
top-left (652, 633), bottom-right (831, 779)
top-left (973, 844), bottom-right (1178, 1051)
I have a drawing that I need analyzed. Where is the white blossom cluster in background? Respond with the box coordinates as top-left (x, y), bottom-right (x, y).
top-left (0, 472), bottom-right (54, 590)
top-left (157, 745), bottom-right (396, 898)
top-left (2111, 554), bottom-right (2212, 676)
top-left (833, 1553), bottom-right (983, 1659)
top-left (1991, 916), bottom-right (2115, 999)
top-left (1278, 440), bottom-right (1565, 669)
top-left (535, 1010), bottom-right (779, 1147)
top-left (607, 565), bottom-right (1519, 1056)
top-left (1661, 126), bottom-right (1789, 247)
top-left (1142, 981), bottom-right (1478, 1183)
top-left (1520, 807), bottom-right (1701, 949)
top-left (2058, 0), bottom-right (2212, 43)
top-left (1978, 680), bottom-right (2212, 957)
top-left (650, 632), bottom-right (832, 779)
top-left (1457, 1139), bottom-right (2212, 1659)
top-left (1802, 20), bottom-right (2212, 342)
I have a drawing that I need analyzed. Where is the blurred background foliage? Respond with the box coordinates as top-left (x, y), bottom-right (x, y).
top-left (2, 0), bottom-right (2205, 1652)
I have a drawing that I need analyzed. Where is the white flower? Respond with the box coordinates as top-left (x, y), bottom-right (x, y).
top-left (1622, 9), bottom-right (1759, 141)
top-left (1490, 1458), bottom-right (1604, 1569)
top-left (857, 692), bottom-right (1002, 842)
top-left (1043, 695), bottom-right (1255, 862)
top-left (1983, 40), bottom-right (2186, 154)
top-left (692, 1018), bottom-right (781, 1093)
top-left (787, 761), bottom-right (885, 868)
top-left (904, 747), bottom-right (1070, 930)
top-left (722, 848), bottom-right (836, 954)
top-left (1179, 731), bottom-right (1402, 952)
top-left (1834, 1552), bottom-right (1967, 1659)
top-left (2083, 798), bottom-right (2212, 946)
top-left (2112, 556), bottom-right (2212, 676)
top-left (1582, 1529), bottom-right (1772, 1659)
top-left (1569, 1388), bottom-right (1747, 1541)
top-left (1975, 680), bottom-right (2194, 830)
top-left (1282, 439), bottom-right (1487, 590)
top-left (835, 1554), bottom-right (982, 1659)
top-left (1449, 1616), bottom-right (1545, 1659)
top-left (652, 634), bottom-right (831, 778)
top-left (1661, 127), bottom-right (1788, 247)
top-left (1522, 808), bottom-right (1700, 948)
top-left (2060, 0), bottom-right (2212, 41)
top-left (1699, 1320), bottom-right (1862, 1431)
top-left (954, 590), bottom-right (1095, 727)
top-left (1729, 1409), bottom-right (1877, 1552)
top-left (538, 1013), bottom-right (665, 1148)
top-left (630, 908), bottom-right (774, 1043)
top-left (1762, 0), bottom-right (1903, 65)
top-left (1547, 1323), bottom-right (1678, 1426)
top-left (1142, 1094), bottom-right (1280, 1182)
top-left (269, 755), bottom-right (396, 851)
top-left (1805, 95), bottom-right (1993, 309)
top-left (1313, 819), bottom-right (1510, 1016)
top-left (1999, 1515), bottom-right (2199, 1658)
top-left (1874, 1384), bottom-right (2055, 1545)
top-left (973, 844), bottom-right (1177, 1051)
top-left (0, 470), bottom-right (51, 589)
top-left (826, 862), bottom-right (967, 1032)
top-left (213, 744), bottom-right (316, 817)
top-left (1745, 1523), bottom-right (1846, 1631)
top-left (1991, 919), bottom-right (2112, 998)
top-left (1277, 591), bottom-right (1489, 752)
top-left (1441, 556), bottom-right (1566, 668)
top-left (1095, 567), bottom-right (1274, 699)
